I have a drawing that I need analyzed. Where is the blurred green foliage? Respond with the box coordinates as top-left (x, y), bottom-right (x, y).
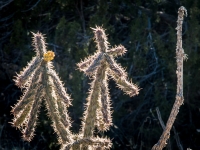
top-left (1, 0), bottom-right (200, 149)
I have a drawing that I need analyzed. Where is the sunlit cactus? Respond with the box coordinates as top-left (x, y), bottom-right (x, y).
top-left (73, 26), bottom-right (140, 149)
top-left (11, 32), bottom-right (72, 144)
top-left (11, 28), bottom-right (140, 150)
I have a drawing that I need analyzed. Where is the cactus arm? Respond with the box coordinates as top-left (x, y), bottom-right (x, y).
top-left (64, 137), bottom-right (112, 150)
top-left (12, 103), bottom-right (33, 128)
top-left (11, 91), bottom-right (35, 118)
top-left (12, 86), bottom-right (42, 128)
top-left (97, 66), bottom-right (112, 131)
top-left (105, 54), bottom-right (127, 78)
top-left (57, 98), bottom-right (71, 128)
top-left (11, 68), bottom-right (42, 115)
top-left (43, 64), bottom-right (72, 144)
top-left (84, 52), bottom-right (104, 76)
top-left (31, 32), bottom-right (47, 56)
top-left (107, 45), bottom-right (127, 57)
top-left (22, 86), bottom-right (43, 141)
top-left (14, 57), bottom-right (42, 88)
top-left (49, 68), bottom-right (72, 128)
top-left (109, 71), bottom-right (139, 97)
top-left (48, 66), bottom-right (71, 106)
top-left (44, 85), bottom-right (72, 144)
top-left (82, 68), bottom-right (102, 138)
top-left (92, 26), bottom-right (109, 53)
top-left (77, 52), bottom-right (101, 71)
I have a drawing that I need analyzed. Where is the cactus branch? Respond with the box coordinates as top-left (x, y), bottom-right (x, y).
top-left (81, 71), bottom-right (101, 138)
top-left (12, 69), bottom-right (42, 115)
top-left (12, 103), bottom-right (32, 128)
top-left (64, 137), bottom-right (112, 150)
top-left (44, 75), bottom-right (72, 144)
top-left (85, 53), bottom-right (104, 76)
top-left (107, 45), bottom-right (127, 57)
top-left (110, 73), bottom-right (139, 97)
top-left (77, 52), bottom-right (101, 72)
top-left (48, 69), bottom-right (71, 105)
top-left (31, 31), bottom-right (47, 56)
top-left (14, 57), bottom-right (42, 88)
top-left (22, 88), bottom-right (43, 141)
top-left (98, 67), bottom-right (112, 131)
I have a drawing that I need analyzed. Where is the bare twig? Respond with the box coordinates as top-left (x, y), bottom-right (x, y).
top-left (173, 126), bottom-right (183, 150)
top-left (156, 107), bottom-right (165, 130)
top-left (75, 0), bottom-right (86, 37)
top-left (136, 5), bottom-right (176, 25)
top-left (0, 0), bottom-right (13, 10)
top-left (21, 0), bottom-right (41, 12)
top-left (152, 6), bottom-right (187, 150)
top-left (156, 107), bottom-right (172, 150)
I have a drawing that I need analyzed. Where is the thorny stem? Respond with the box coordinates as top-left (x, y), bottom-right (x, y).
top-left (81, 68), bottom-right (102, 150)
top-left (152, 6), bottom-right (187, 150)
top-left (22, 87), bottom-right (43, 141)
top-left (44, 67), bottom-right (72, 144)
top-left (64, 137), bottom-right (112, 150)
top-left (82, 65), bottom-right (102, 138)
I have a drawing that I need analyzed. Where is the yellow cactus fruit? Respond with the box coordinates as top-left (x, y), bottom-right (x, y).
top-left (43, 51), bottom-right (55, 61)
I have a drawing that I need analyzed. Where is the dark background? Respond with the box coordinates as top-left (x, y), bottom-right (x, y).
top-left (1, 0), bottom-right (200, 149)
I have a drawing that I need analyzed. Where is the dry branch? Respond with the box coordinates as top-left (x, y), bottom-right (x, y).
top-left (152, 6), bottom-right (187, 150)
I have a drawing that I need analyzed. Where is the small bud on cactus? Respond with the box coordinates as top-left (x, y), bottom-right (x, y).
top-left (43, 51), bottom-right (55, 62)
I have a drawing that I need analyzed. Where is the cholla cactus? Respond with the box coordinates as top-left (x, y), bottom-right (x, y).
top-left (73, 26), bottom-right (140, 149)
top-left (11, 28), bottom-right (139, 150)
top-left (11, 32), bottom-right (72, 144)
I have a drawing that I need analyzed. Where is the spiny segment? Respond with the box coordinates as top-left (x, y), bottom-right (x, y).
top-left (107, 45), bottom-right (127, 57)
top-left (22, 89), bottom-right (43, 141)
top-left (14, 57), bottom-right (42, 88)
top-left (48, 67), bottom-right (72, 106)
top-left (31, 32), bottom-right (47, 56)
top-left (63, 136), bottom-right (112, 150)
top-left (91, 26), bottom-right (109, 53)
top-left (81, 73), bottom-right (101, 138)
top-left (77, 52), bottom-right (100, 72)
